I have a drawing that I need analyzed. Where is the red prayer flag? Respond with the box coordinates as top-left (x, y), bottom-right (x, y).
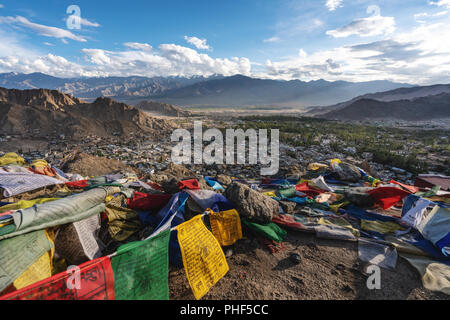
top-left (367, 187), bottom-right (410, 210)
top-left (272, 214), bottom-right (304, 231)
top-left (126, 192), bottom-right (172, 211)
top-left (66, 180), bottom-right (90, 188)
top-left (177, 179), bottom-right (200, 190)
top-left (295, 182), bottom-right (325, 198)
top-left (389, 180), bottom-right (419, 194)
top-left (0, 257), bottom-right (114, 300)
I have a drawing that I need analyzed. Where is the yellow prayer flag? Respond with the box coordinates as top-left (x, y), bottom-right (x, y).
top-left (209, 209), bottom-right (243, 247)
top-left (177, 215), bottom-right (229, 300)
top-left (0, 153), bottom-right (26, 167)
top-left (262, 191), bottom-right (277, 198)
top-left (361, 220), bottom-right (406, 235)
top-left (13, 251), bottom-right (52, 290)
top-left (307, 163), bottom-right (329, 171)
top-left (13, 230), bottom-right (54, 290)
top-left (30, 159), bottom-right (49, 168)
top-left (318, 217), bottom-right (360, 237)
top-left (0, 198), bottom-right (60, 213)
top-left (330, 159), bottom-right (342, 165)
top-left (329, 201), bottom-right (350, 213)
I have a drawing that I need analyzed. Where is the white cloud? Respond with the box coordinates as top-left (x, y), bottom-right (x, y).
top-left (414, 10), bottom-right (448, 23)
top-left (326, 15), bottom-right (395, 38)
top-left (80, 17), bottom-right (100, 28)
top-left (263, 36), bottom-right (280, 43)
top-left (77, 43), bottom-right (251, 77)
top-left (0, 4), bottom-right (4, 9)
top-left (429, 0), bottom-right (450, 8)
top-left (326, 0), bottom-right (343, 11)
top-left (0, 16), bottom-right (87, 42)
top-left (0, 53), bottom-right (93, 78)
top-left (124, 42), bottom-right (153, 51)
top-left (62, 16), bottom-right (100, 28)
top-left (184, 36), bottom-right (211, 50)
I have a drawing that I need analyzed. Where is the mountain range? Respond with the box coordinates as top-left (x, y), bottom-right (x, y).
top-left (0, 72), bottom-right (412, 108)
top-left (0, 72), bottom-right (220, 101)
top-left (1, 72), bottom-right (448, 121)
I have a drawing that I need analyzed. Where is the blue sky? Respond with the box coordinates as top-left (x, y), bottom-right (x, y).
top-left (0, 0), bottom-right (450, 84)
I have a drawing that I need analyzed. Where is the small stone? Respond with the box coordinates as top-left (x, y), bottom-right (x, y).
top-left (290, 253), bottom-right (301, 264)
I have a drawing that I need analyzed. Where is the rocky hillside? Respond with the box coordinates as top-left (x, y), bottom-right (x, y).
top-left (320, 93), bottom-right (450, 121)
top-left (135, 101), bottom-right (192, 117)
top-left (0, 87), bottom-right (173, 139)
top-left (0, 87), bottom-right (83, 110)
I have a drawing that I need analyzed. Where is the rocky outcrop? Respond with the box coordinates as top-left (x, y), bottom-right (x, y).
top-left (0, 87), bottom-right (174, 139)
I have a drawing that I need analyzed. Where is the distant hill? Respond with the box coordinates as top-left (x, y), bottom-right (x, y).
top-left (310, 83), bottom-right (450, 116)
top-left (0, 87), bottom-right (172, 140)
top-left (135, 101), bottom-right (191, 117)
top-left (0, 72), bottom-right (411, 108)
top-left (320, 92), bottom-right (450, 121)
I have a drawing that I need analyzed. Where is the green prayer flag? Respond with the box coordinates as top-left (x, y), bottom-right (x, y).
top-left (110, 229), bottom-right (170, 300)
top-left (415, 185), bottom-right (440, 198)
top-left (278, 187), bottom-right (297, 199)
top-left (243, 220), bottom-right (287, 243)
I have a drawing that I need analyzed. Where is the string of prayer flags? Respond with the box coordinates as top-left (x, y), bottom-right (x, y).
top-left (1, 229), bottom-right (171, 300)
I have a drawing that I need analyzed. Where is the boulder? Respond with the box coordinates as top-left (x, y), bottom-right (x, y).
top-left (344, 187), bottom-right (375, 207)
top-left (225, 182), bottom-right (278, 224)
top-left (333, 162), bottom-right (362, 182)
top-left (159, 176), bottom-right (180, 194)
top-left (279, 201), bottom-right (297, 214)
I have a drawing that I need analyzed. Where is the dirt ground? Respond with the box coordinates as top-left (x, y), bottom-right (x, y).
top-left (169, 230), bottom-right (449, 300)
top-left (60, 152), bottom-right (139, 177)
